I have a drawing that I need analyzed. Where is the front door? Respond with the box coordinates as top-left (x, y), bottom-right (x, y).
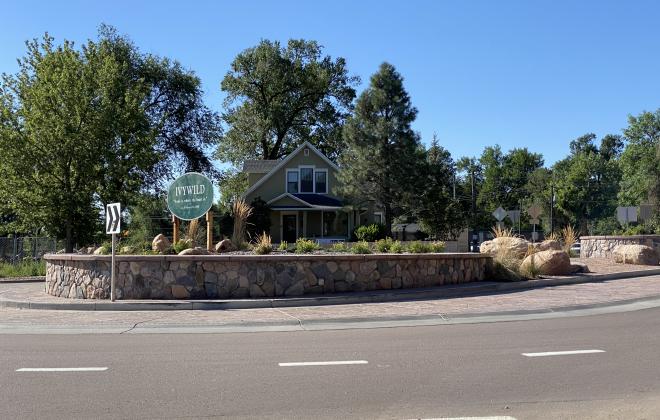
top-left (282, 214), bottom-right (297, 243)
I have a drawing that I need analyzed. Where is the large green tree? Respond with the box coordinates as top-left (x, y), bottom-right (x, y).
top-left (416, 134), bottom-right (466, 239)
top-left (337, 63), bottom-right (423, 236)
top-left (0, 27), bottom-right (220, 251)
top-left (217, 39), bottom-right (358, 165)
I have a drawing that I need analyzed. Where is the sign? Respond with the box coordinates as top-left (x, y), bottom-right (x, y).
top-left (105, 203), bottom-right (121, 234)
top-left (492, 207), bottom-right (507, 222)
top-left (616, 206), bottom-right (638, 224)
top-left (529, 218), bottom-right (540, 225)
top-left (507, 210), bottom-right (521, 224)
top-left (167, 172), bottom-right (214, 220)
top-left (527, 204), bottom-right (542, 220)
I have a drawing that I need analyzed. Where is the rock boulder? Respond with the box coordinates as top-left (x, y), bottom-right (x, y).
top-left (613, 245), bottom-right (659, 266)
top-left (215, 239), bottom-right (235, 253)
top-left (520, 250), bottom-right (572, 276)
top-left (480, 237), bottom-right (529, 259)
top-left (537, 240), bottom-right (562, 252)
top-left (152, 234), bottom-right (172, 254)
top-left (178, 247), bottom-right (211, 256)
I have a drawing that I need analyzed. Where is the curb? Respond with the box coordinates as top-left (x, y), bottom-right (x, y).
top-left (1, 268), bottom-right (659, 312)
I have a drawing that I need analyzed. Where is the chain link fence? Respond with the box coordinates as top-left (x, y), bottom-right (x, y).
top-left (0, 237), bottom-right (59, 264)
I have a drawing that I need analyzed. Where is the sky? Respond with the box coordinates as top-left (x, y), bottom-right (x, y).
top-left (2, 0), bottom-right (659, 166)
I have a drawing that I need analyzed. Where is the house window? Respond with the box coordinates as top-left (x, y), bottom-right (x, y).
top-left (287, 171), bottom-right (299, 193)
top-left (374, 212), bottom-right (384, 224)
top-left (300, 168), bottom-right (314, 193)
top-left (315, 171), bottom-right (327, 193)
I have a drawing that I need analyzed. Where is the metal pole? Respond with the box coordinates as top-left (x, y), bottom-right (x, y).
top-left (111, 233), bottom-right (116, 302)
top-left (206, 210), bottom-right (213, 251)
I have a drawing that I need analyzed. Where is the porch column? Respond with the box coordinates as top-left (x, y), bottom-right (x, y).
top-left (321, 211), bottom-right (324, 238)
top-left (303, 211), bottom-right (307, 238)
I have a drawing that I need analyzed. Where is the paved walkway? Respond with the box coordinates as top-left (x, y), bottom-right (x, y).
top-left (2, 272), bottom-right (660, 331)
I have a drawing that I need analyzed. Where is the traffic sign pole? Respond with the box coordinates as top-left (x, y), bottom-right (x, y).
top-left (111, 233), bottom-right (116, 302)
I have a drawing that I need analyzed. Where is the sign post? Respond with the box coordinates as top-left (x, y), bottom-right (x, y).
top-left (526, 204), bottom-right (543, 243)
top-left (105, 203), bottom-right (121, 302)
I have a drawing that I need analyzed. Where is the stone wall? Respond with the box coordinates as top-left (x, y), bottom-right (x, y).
top-left (580, 235), bottom-right (660, 259)
top-left (44, 253), bottom-right (492, 300)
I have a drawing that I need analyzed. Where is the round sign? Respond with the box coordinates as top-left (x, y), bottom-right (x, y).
top-left (167, 172), bottom-right (214, 220)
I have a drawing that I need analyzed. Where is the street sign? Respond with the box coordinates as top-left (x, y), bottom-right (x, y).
top-left (167, 172), bottom-right (214, 220)
top-left (507, 210), bottom-right (521, 224)
top-left (527, 204), bottom-right (542, 220)
top-left (530, 218), bottom-right (540, 225)
top-left (105, 203), bottom-right (121, 234)
top-left (492, 207), bottom-right (507, 222)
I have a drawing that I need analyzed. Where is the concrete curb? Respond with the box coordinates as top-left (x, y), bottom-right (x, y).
top-left (1, 268), bottom-right (659, 312)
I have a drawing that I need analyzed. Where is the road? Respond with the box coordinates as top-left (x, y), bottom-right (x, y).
top-left (2, 307), bottom-right (660, 419)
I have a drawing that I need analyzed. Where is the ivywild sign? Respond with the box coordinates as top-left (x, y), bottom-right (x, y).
top-left (167, 173), bottom-right (214, 220)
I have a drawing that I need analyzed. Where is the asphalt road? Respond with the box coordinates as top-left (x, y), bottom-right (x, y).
top-left (2, 307), bottom-right (660, 419)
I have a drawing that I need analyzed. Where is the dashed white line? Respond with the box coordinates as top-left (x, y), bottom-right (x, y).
top-left (278, 360), bottom-right (368, 367)
top-left (522, 349), bottom-right (605, 357)
top-left (16, 367), bottom-right (109, 372)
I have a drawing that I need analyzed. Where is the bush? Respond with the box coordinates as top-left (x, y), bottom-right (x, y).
top-left (354, 223), bottom-right (387, 242)
top-left (96, 242), bottom-right (112, 255)
top-left (350, 241), bottom-right (372, 254)
top-left (278, 241), bottom-right (288, 251)
top-left (374, 237), bottom-right (395, 253)
top-left (294, 238), bottom-right (320, 254)
top-left (330, 242), bottom-right (350, 253)
top-left (407, 241), bottom-right (432, 253)
top-left (253, 233), bottom-right (272, 255)
top-left (173, 239), bottom-right (193, 254)
top-left (429, 241), bottom-right (445, 252)
top-left (389, 240), bottom-right (405, 253)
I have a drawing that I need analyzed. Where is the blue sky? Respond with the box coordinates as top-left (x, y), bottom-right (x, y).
top-left (2, 0), bottom-right (659, 165)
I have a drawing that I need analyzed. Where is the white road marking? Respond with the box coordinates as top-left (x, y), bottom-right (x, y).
top-left (16, 367), bottom-right (108, 372)
top-left (278, 360), bottom-right (368, 367)
top-left (522, 349), bottom-right (605, 357)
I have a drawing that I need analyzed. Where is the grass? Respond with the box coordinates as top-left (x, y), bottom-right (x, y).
top-left (561, 225), bottom-right (578, 253)
top-left (173, 239), bottom-right (193, 254)
top-left (330, 242), bottom-right (350, 253)
top-left (232, 198), bottom-right (253, 248)
top-left (374, 238), bottom-right (394, 253)
top-left (278, 241), bottom-right (289, 252)
top-left (252, 233), bottom-right (272, 255)
top-left (389, 240), bottom-right (405, 253)
top-left (0, 260), bottom-right (46, 278)
top-left (492, 225), bottom-right (515, 238)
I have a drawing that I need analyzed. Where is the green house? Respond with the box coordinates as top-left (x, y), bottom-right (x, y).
top-left (242, 142), bottom-right (382, 243)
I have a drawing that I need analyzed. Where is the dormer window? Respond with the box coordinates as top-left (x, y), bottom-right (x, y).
top-left (286, 167), bottom-right (329, 194)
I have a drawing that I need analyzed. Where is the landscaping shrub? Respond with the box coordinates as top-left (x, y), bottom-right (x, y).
top-left (231, 198), bottom-right (253, 248)
top-left (96, 242), bottom-right (112, 255)
top-left (354, 223), bottom-right (386, 242)
top-left (492, 225), bottom-right (515, 238)
top-left (350, 241), bottom-right (372, 254)
top-left (429, 241), bottom-right (445, 252)
top-left (374, 237), bottom-right (395, 253)
top-left (278, 241), bottom-right (288, 251)
top-left (173, 239), bottom-right (193, 254)
top-left (252, 233), bottom-right (272, 255)
top-left (330, 242), bottom-right (350, 253)
top-left (560, 225), bottom-right (577, 253)
top-left (294, 238), bottom-right (320, 254)
top-left (407, 241), bottom-right (432, 253)
top-left (389, 240), bottom-right (405, 253)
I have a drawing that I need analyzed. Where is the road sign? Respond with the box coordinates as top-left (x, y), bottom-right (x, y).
top-left (492, 207), bottom-right (507, 221)
top-left (527, 204), bottom-right (542, 220)
top-left (507, 210), bottom-right (521, 224)
top-left (167, 172), bottom-right (214, 220)
top-left (530, 218), bottom-right (540, 225)
top-left (105, 203), bottom-right (121, 234)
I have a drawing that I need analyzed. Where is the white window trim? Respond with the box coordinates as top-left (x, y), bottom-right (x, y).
top-left (285, 169), bottom-right (299, 194)
top-left (373, 211), bottom-right (384, 224)
top-left (314, 168), bottom-right (328, 194)
top-left (280, 211), bottom-right (299, 242)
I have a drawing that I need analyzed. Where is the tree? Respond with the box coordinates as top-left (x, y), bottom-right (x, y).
top-left (416, 134), bottom-right (467, 239)
top-left (217, 39), bottom-right (358, 165)
top-left (0, 28), bottom-right (220, 251)
top-left (337, 63), bottom-right (423, 236)
top-left (618, 110), bottom-right (660, 210)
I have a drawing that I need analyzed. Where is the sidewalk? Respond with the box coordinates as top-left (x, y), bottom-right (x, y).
top-left (1, 265), bottom-right (660, 333)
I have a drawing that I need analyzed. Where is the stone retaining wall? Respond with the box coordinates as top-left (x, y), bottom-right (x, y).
top-left (44, 253), bottom-right (492, 300)
top-left (580, 235), bottom-right (660, 259)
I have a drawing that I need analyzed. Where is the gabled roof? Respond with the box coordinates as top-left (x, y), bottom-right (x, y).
top-left (242, 160), bottom-right (279, 173)
top-left (242, 141), bottom-right (340, 198)
top-left (266, 193), bottom-right (343, 209)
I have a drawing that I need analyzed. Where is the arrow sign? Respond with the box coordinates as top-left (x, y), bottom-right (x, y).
top-left (492, 206), bottom-right (507, 222)
top-left (106, 203), bottom-right (121, 235)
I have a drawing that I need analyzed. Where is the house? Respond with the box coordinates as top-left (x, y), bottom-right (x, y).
top-left (241, 141), bottom-right (382, 243)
